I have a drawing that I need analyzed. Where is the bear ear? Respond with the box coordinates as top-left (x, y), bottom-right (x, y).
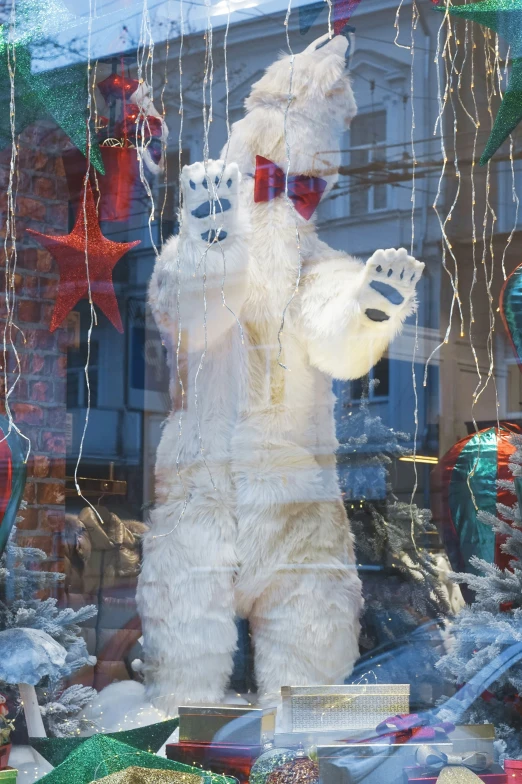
top-left (310, 37), bottom-right (349, 94)
top-left (304, 33), bottom-right (348, 56)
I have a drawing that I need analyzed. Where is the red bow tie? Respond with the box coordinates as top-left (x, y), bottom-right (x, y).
top-left (253, 155), bottom-right (327, 220)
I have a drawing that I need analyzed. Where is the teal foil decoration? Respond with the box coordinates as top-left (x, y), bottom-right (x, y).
top-left (448, 428), bottom-right (498, 570)
top-left (501, 261), bottom-right (522, 368)
top-left (0, 414), bottom-right (27, 557)
top-left (433, 424), bottom-right (521, 577)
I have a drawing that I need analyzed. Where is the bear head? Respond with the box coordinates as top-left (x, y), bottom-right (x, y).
top-left (226, 33), bottom-right (357, 194)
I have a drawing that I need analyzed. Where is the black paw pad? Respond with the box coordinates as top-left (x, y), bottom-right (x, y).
top-left (191, 199), bottom-right (232, 219)
top-left (201, 229), bottom-right (228, 243)
top-left (370, 280), bottom-right (404, 305)
top-left (365, 308), bottom-right (390, 322)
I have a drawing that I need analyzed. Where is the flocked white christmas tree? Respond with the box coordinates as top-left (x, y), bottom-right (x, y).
top-left (436, 433), bottom-right (522, 760)
top-left (0, 520), bottom-right (97, 737)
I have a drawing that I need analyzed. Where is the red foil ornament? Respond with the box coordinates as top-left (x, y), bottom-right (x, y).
top-left (114, 104), bottom-right (163, 141)
top-left (26, 183), bottom-right (140, 332)
top-left (97, 73), bottom-right (140, 103)
top-left (63, 145), bottom-right (141, 223)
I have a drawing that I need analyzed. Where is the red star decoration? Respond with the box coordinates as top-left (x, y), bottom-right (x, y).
top-left (27, 183), bottom-right (140, 333)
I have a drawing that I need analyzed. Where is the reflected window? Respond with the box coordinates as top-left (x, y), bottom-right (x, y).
top-left (349, 110), bottom-right (387, 215)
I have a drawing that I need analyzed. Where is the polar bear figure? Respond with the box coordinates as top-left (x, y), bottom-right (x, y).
top-left (137, 33), bottom-right (424, 715)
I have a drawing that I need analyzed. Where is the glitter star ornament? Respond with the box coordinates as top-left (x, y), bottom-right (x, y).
top-left (435, 0), bottom-right (522, 164)
top-left (27, 183), bottom-right (140, 333)
top-left (95, 768), bottom-right (205, 784)
top-left (0, 0), bottom-right (104, 172)
top-left (30, 718), bottom-right (179, 768)
top-left (35, 735), bottom-right (236, 784)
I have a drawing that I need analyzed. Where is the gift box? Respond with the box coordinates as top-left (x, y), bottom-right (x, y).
top-left (448, 725), bottom-right (496, 756)
top-left (166, 742), bottom-right (263, 784)
top-left (281, 686), bottom-right (410, 733)
top-left (504, 759), bottom-right (522, 782)
top-left (0, 769), bottom-right (16, 783)
top-left (403, 764), bottom-right (506, 783)
top-left (0, 746), bottom-right (10, 770)
top-left (179, 706), bottom-right (276, 745)
top-left (317, 737), bottom-right (452, 784)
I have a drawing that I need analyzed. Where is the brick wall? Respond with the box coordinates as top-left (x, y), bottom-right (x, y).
top-left (0, 121), bottom-right (69, 575)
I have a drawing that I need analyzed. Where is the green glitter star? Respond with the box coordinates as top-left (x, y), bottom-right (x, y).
top-left (30, 718), bottom-right (180, 768)
top-left (0, 2), bottom-right (104, 173)
top-left (435, 0), bottom-right (522, 164)
top-left (34, 734), bottom-right (236, 784)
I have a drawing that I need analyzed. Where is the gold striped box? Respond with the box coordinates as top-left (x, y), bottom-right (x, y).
top-left (178, 705), bottom-right (276, 745)
top-left (280, 685), bottom-right (410, 733)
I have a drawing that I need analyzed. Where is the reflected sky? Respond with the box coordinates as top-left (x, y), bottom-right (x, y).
top-left (4, 0), bottom-right (316, 71)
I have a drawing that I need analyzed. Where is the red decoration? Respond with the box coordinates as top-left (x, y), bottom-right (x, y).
top-left (332, 0), bottom-right (363, 34)
top-left (505, 758), bottom-right (522, 782)
top-left (97, 73), bottom-right (140, 103)
top-left (166, 742), bottom-right (263, 784)
top-left (298, 0), bottom-right (362, 36)
top-left (254, 155), bottom-right (327, 220)
top-left (27, 183), bottom-right (140, 332)
top-left (63, 146), bottom-right (141, 223)
top-left (0, 744), bottom-right (11, 769)
top-left (114, 104), bottom-right (163, 141)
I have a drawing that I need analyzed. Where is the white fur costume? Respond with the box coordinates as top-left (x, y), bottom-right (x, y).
top-left (137, 34), bottom-right (424, 715)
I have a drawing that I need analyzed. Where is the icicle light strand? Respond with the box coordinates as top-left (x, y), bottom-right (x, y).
top-left (276, 0), bottom-right (303, 371)
top-left (152, 0), bottom-right (191, 540)
top-left (407, 0), bottom-right (420, 555)
top-left (136, 0), bottom-right (159, 257)
top-left (192, 0), bottom-right (217, 491)
top-left (424, 10), bottom-right (460, 384)
top-left (2, 0), bottom-right (30, 461)
top-left (73, 0), bottom-right (104, 526)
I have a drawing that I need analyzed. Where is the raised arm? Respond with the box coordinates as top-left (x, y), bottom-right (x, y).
top-left (149, 159), bottom-right (249, 354)
top-left (298, 248), bottom-right (424, 380)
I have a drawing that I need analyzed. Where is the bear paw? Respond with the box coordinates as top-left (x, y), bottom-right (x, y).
top-left (361, 248), bottom-right (424, 323)
top-left (181, 159), bottom-right (241, 245)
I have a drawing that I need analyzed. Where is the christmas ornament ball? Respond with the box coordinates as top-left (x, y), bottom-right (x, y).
top-left (249, 749), bottom-right (298, 784)
top-left (266, 758), bottom-right (319, 784)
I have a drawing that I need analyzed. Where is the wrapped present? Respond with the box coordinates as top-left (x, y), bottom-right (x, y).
top-left (0, 769), bottom-right (16, 783)
top-left (317, 733), bottom-right (453, 784)
top-left (179, 706), bottom-right (276, 746)
top-left (404, 765), bottom-right (506, 783)
top-left (166, 742), bottom-right (263, 784)
top-left (404, 744), bottom-right (506, 783)
top-left (449, 726), bottom-right (495, 756)
top-left (503, 759), bottom-right (522, 782)
top-left (281, 685), bottom-right (410, 733)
